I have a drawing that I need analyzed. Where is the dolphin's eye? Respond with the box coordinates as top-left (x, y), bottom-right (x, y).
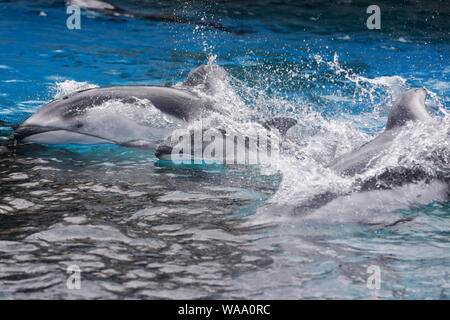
top-left (75, 123), bottom-right (83, 128)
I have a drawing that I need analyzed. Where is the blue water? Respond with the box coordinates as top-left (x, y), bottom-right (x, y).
top-left (0, 0), bottom-right (449, 299)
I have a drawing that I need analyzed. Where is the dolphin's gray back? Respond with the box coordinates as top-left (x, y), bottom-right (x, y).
top-left (328, 88), bottom-right (431, 177)
top-left (327, 129), bottom-right (397, 176)
top-left (46, 86), bottom-right (207, 122)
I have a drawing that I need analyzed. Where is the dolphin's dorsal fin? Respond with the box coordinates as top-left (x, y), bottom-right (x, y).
top-left (181, 64), bottom-right (229, 89)
top-left (385, 88), bottom-right (430, 130)
top-left (262, 117), bottom-right (297, 136)
top-left (182, 65), bottom-right (209, 87)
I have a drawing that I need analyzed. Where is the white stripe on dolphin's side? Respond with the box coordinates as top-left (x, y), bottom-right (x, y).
top-left (24, 130), bottom-right (111, 145)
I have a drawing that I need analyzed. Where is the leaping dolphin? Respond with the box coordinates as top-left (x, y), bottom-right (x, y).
top-left (13, 65), bottom-right (221, 149)
top-left (13, 64), bottom-right (298, 153)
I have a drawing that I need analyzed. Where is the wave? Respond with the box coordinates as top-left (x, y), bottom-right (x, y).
top-left (192, 55), bottom-right (450, 223)
top-left (13, 54), bottom-right (448, 223)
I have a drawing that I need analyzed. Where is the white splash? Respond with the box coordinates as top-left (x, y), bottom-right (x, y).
top-left (195, 57), bottom-right (449, 223)
top-left (53, 80), bottom-right (99, 99)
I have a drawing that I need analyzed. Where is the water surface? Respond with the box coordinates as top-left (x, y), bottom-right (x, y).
top-left (0, 0), bottom-right (449, 299)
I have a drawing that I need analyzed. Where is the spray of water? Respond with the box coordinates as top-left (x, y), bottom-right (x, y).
top-left (49, 54), bottom-right (449, 220)
top-left (184, 55), bottom-right (449, 221)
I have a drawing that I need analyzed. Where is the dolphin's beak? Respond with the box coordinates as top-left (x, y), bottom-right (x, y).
top-left (13, 125), bottom-right (56, 141)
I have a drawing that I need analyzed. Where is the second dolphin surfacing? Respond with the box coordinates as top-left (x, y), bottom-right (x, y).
top-left (252, 88), bottom-right (449, 224)
top-left (328, 88), bottom-right (433, 177)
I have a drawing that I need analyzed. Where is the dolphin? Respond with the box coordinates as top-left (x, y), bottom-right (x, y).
top-left (13, 65), bottom-right (221, 149)
top-left (328, 88), bottom-right (433, 178)
top-left (252, 88), bottom-right (448, 223)
top-left (67, 0), bottom-right (249, 35)
top-left (154, 117), bottom-right (298, 162)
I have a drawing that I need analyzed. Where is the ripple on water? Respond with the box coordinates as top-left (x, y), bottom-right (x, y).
top-left (0, 0), bottom-right (448, 300)
top-left (25, 223), bottom-right (165, 249)
top-left (4, 198), bottom-right (35, 210)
